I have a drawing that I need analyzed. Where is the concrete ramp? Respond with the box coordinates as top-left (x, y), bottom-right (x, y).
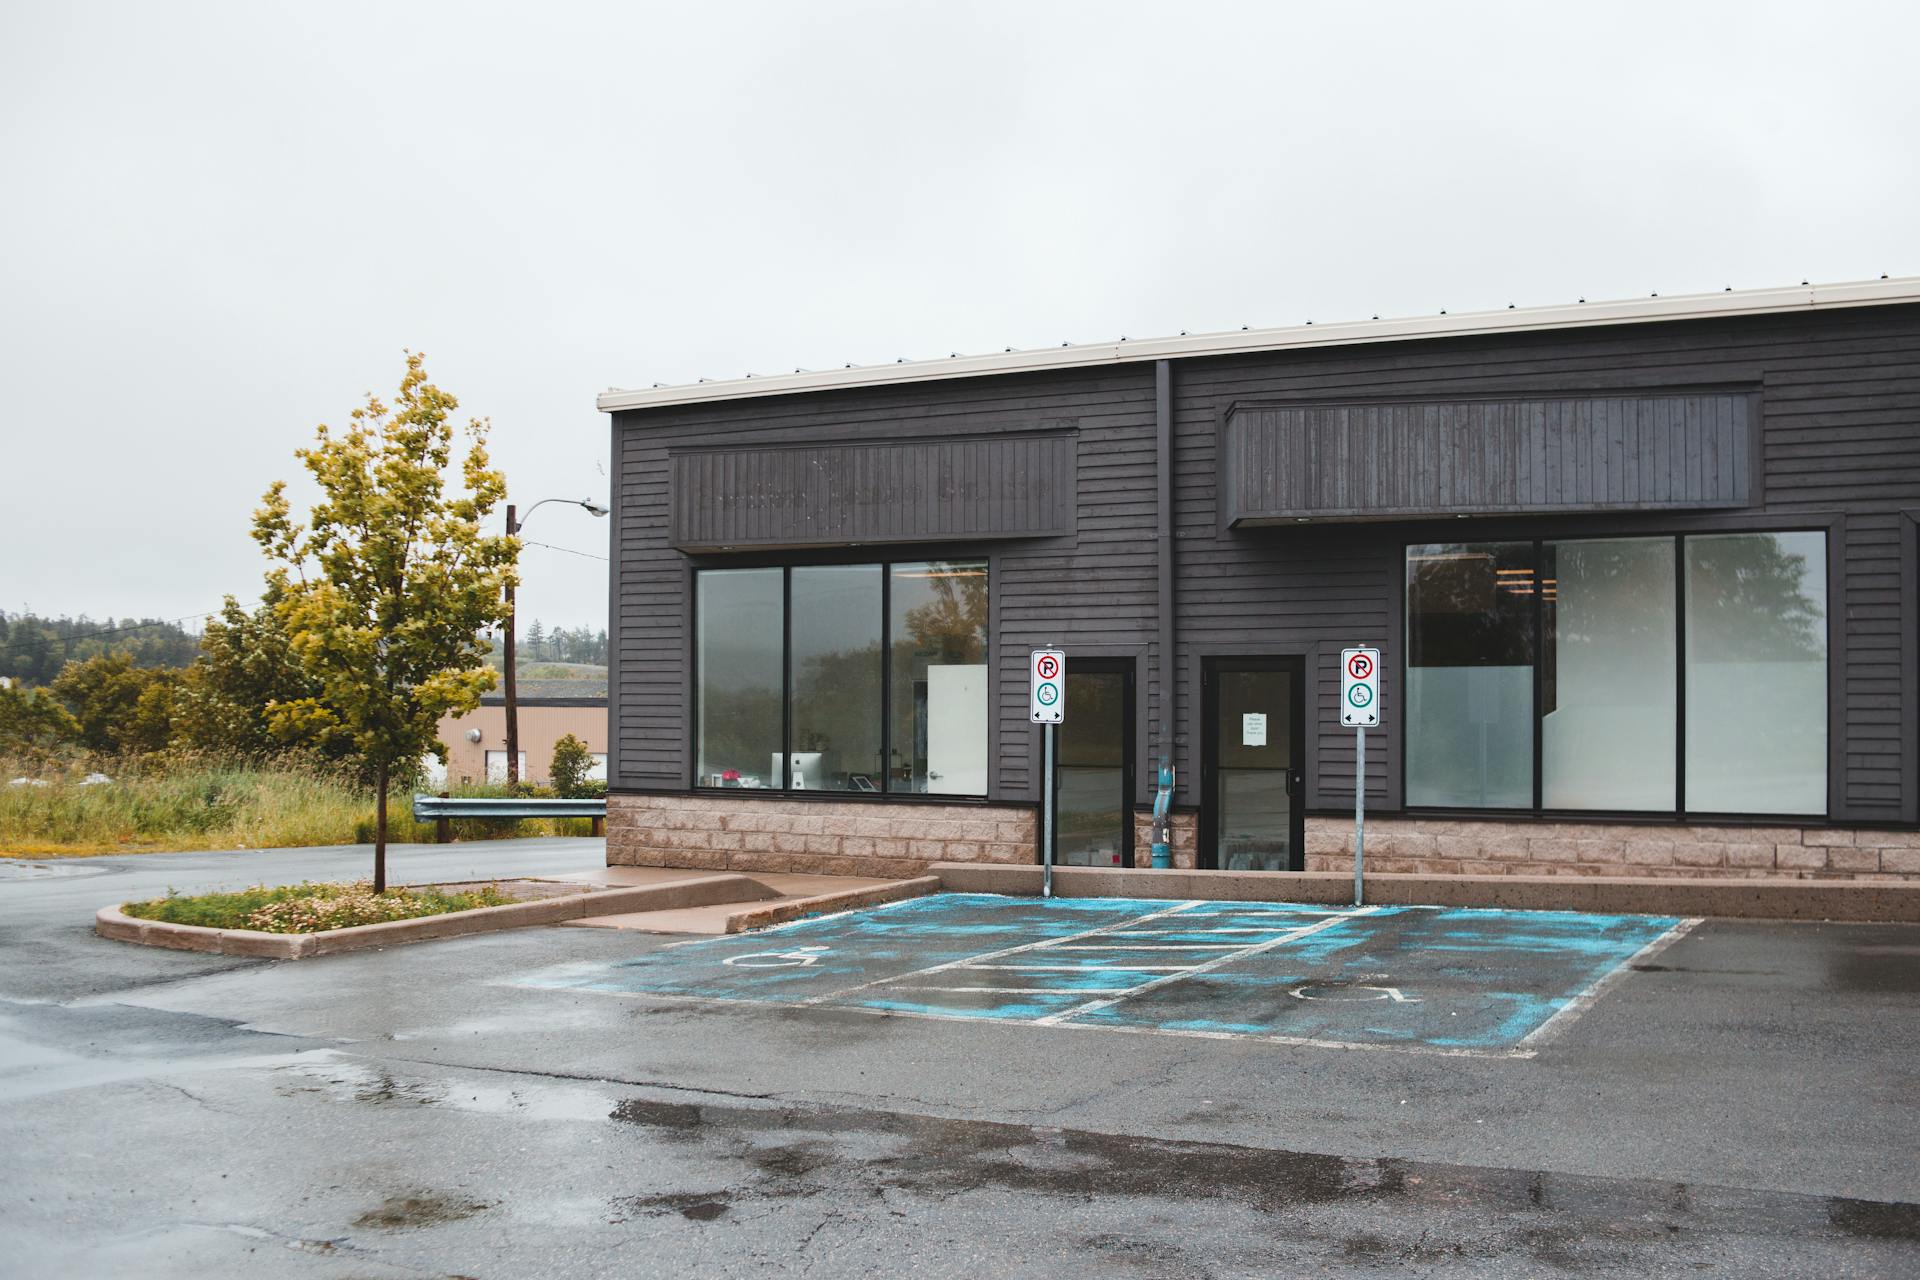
top-left (557, 869), bottom-right (929, 934)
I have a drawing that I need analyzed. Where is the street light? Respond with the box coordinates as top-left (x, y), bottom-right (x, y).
top-left (504, 497), bottom-right (609, 788)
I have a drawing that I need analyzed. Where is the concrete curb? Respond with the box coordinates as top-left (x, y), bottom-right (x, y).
top-left (96, 873), bottom-right (779, 959)
top-left (723, 875), bottom-right (942, 934)
top-left (926, 864), bottom-right (1920, 922)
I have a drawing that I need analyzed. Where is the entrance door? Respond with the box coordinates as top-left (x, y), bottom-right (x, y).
top-left (1201, 658), bottom-right (1305, 871)
top-left (1053, 660), bottom-right (1134, 868)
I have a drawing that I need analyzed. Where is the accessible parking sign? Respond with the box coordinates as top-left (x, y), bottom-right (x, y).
top-left (1340, 647), bottom-right (1380, 728)
top-left (1030, 648), bottom-right (1065, 724)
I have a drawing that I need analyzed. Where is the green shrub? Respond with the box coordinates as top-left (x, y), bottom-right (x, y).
top-left (123, 879), bottom-right (511, 932)
top-left (549, 734), bottom-right (593, 798)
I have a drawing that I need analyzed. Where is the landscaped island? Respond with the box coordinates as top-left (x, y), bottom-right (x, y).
top-left (121, 879), bottom-right (513, 933)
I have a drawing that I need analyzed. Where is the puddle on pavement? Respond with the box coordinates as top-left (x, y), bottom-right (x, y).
top-left (353, 1193), bottom-right (493, 1231)
top-left (280, 1059), bottom-right (613, 1122)
top-left (275, 1054), bottom-right (1920, 1258)
top-left (613, 1191), bottom-right (733, 1222)
top-left (1830, 944), bottom-right (1920, 995)
top-left (598, 1085), bottom-right (1920, 1253)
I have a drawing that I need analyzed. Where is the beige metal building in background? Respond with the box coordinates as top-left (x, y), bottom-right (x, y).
top-left (434, 691), bottom-right (609, 787)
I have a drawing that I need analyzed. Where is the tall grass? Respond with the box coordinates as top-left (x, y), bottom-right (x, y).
top-left (0, 752), bottom-right (594, 857)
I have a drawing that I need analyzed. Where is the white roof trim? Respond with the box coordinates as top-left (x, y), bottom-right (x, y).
top-left (596, 276), bottom-right (1920, 414)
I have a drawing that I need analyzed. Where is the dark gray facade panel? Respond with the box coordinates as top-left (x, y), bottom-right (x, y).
top-left (1173, 307), bottom-right (1920, 823)
top-left (611, 365), bottom-right (1160, 801)
top-left (610, 304), bottom-right (1920, 828)
top-left (1224, 392), bottom-right (1754, 525)
top-left (667, 431), bottom-right (1077, 552)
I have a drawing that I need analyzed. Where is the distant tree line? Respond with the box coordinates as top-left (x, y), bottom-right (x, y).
top-left (515, 620), bottom-right (608, 667)
top-left (0, 595), bottom-right (351, 763)
top-left (0, 611), bottom-right (203, 686)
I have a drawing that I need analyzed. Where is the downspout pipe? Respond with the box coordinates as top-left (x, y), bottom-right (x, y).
top-left (1150, 360), bottom-right (1177, 868)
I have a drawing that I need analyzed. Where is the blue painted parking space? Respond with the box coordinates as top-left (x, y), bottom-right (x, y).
top-left (522, 893), bottom-right (1693, 1057)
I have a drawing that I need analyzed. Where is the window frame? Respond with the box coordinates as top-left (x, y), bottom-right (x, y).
top-left (1400, 525), bottom-right (1833, 823)
top-left (689, 555), bottom-right (991, 801)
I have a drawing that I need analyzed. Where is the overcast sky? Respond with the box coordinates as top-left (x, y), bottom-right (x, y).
top-left (2, 1), bottom-right (1914, 634)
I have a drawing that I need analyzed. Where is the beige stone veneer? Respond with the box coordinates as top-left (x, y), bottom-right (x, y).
top-left (1302, 817), bottom-right (1920, 881)
top-left (610, 795), bottom-right (1918, 882)
top-left (607, 793), bottom-right (1036, 879)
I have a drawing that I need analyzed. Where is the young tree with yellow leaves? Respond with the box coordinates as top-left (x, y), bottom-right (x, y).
top-left (253, 353), bottom-right (517, 891)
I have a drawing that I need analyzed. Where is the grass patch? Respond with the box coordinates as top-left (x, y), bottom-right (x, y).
top-left (122, 879), bottom-right (513, 933)
top-left (1, 753), bottom-right (597, 857)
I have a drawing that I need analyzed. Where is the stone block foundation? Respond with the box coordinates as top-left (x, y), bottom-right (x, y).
top-left (1303, 817), bottom-right (1920, 882)
top-left (610, 796), bottom-right (1917, 883)
top-left (607, 793), bottom-right (1036, 879)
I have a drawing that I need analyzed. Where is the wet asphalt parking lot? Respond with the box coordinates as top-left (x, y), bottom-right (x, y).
top-left (4, 837), bottom-right (1919, 1278)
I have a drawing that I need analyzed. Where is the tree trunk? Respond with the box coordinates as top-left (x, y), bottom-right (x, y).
top-left (374, 761), bottom-right (389, 893)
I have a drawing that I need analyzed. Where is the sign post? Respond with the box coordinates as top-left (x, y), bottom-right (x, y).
top-left (1340, 647), bottom-right (1381, 907)
top-left (1030, 648), bottom-right (1065, 897)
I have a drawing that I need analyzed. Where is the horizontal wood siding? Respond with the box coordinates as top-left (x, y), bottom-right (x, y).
top-left (1175, 305), bottom-right (1920, 822)
top-left (1226, 392), bottom-right (1753, 523)
top-left (612, 365), bottom-right (1158, 799)
top-left (611, 303), bottom-right (1919, 827)
top-left (668, 432), bottom-right (1076, 551)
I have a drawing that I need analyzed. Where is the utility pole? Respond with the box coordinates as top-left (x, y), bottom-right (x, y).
top-left (500, 497), bottom-right (610, 793)
top-left (504, 502), bottom-right (520, 789)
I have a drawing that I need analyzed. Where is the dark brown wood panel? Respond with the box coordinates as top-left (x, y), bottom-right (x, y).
top-left (667, 431), bottom-right (1077, 551)
top-left (1225, 392), bottom-right (1754, 525)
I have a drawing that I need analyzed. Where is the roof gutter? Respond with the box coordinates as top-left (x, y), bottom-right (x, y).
top-left (595, 276), bottom-right (1919, 414)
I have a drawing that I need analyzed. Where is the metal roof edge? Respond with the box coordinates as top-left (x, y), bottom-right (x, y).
top-left (595, 276), bottom-right (1920, 414)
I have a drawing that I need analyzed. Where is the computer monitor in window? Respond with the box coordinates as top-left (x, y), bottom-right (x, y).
top-left (771, 752), bottom-right (825, 790)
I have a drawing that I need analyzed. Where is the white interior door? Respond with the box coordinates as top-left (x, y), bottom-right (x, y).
top-left (926, 664), bottom-right (988, 794)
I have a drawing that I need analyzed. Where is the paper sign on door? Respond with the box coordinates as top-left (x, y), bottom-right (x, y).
top-left (1242, 712), bottom-right (1267, 747)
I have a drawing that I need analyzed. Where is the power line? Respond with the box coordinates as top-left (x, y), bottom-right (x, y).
top-left (3, 609), bottom-right (219, 649)
top-left (523, 540), bottom-right (609, 562)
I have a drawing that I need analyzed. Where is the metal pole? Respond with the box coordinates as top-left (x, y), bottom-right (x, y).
top-left (1353, 725), bottom-right (1366, 907)
top-left (503, 503), bottom-right (520, 790)
top-left (1042, 722), bottom-right (1055, 898)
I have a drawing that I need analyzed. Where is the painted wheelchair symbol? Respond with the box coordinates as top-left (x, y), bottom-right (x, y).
top-left (1289, 981), bottom-right (1418, 1003)
top-left (723, 945), bottom-right (832, 969)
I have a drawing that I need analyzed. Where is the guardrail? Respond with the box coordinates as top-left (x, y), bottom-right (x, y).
top-left (412, 793), bottom-right (606, 841)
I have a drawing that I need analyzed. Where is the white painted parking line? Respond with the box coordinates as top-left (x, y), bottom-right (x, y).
top-left (1513, 916), bottom-right (1702, 1052)
top-left (1049, 944), bottom-right (1245, 951)
top-left (1034, 906), bottom-right (1380, 1026)
top-left (965, 963), bottom-right (1200, 973)
top-left (887, 986), bottom-right (1134, 995)
top-left (797, 899), bottom-right (1206, 1006)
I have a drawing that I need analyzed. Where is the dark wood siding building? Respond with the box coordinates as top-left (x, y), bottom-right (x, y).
top-left (600, 281), bottom-right (1920, 884)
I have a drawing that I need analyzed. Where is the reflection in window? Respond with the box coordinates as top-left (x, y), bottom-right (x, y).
top-left (1056, 668), bottom-right (1126, 866)
top-left (1406, 543), bottom-right (1535, 808)
top-left (1543, 539), bottom-right (1676, 810)
top-left (695, 568), bottom-right (784, 789)
top-left (789, 565), bottom-right (883, 792)
top-left (1686, 532), bottom-right (1827, 814)
top-left (890, 561), bottom-right (988, 795)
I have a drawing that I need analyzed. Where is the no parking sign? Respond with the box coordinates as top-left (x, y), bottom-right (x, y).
top-left (1340, 647), bottom-right (1380, 729)
top-left (1029, 649), bottom-right (1065, 725)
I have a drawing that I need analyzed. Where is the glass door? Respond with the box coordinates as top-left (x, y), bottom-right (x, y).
top-left (1201, 658), bottom-right (1304, 871)
top-left (1052, 661), bottom-right (1134, 867)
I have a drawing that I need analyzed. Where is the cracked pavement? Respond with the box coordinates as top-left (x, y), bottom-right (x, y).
top-left (5, 837), bottom-right (1919, 1277)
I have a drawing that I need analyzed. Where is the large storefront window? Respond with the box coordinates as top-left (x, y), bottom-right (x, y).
top-left (790, 565), bottom-right (884, 791)
top-left (1685, 532), bottom-right (1828, 814)
top-left (1405, 542), bottom-right (1535, 808)
top-left (695, 568), bottom-right (784, 789)
top-left (1404, 531), bottom-right (1827, 818)
top-left (1543, 538), bottom-right (1676, 810)
top-left (694, 559), bottom-right (989, 797)
top-left (890, 562), bottom-right (989, 795)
